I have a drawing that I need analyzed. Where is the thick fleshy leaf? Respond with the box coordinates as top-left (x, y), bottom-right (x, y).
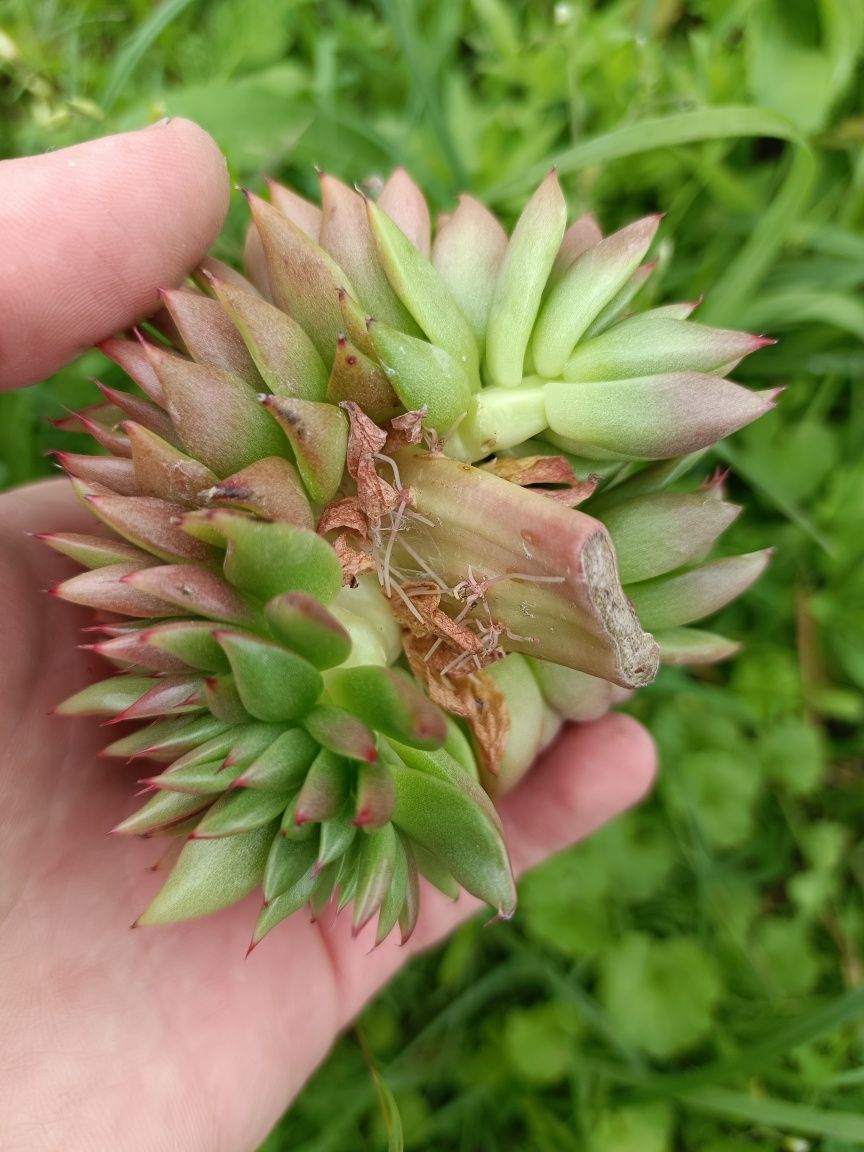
top-left (480, 654), bottom-right (546, 794)
top-left (389, 762), bottom-right (516, 916)
top-left (485, 170), bottom-right (568, 388)
top-left (563, 316), bottom-right (771, 381)
top-left (101, 714), bottom-right (230, 762)
top-left (137, 824), bottom-right (274, 923)
top-left (266, 177), bottom-right (322, 239)
top-left (141, 621), bottom-right (230, 673)
top-left (319, 174), bottom-right (420, 332)
top-left (233, 728), bottom-right (318, 792)
top-left (265, 591), bottom-right (351, 669)
top-left (246, 191), bottom-right (355, 365)
top-left (532, 215), bottom-right (662, 378)
top-left (204, 675), bottom-right (253, 725)
top-left (376, 832), bottom-right (409, 945)
top-left (317, 810), bottom-right (357, 867)
top-left (626, 550), bottom-right (773, 630)
top-left (294, 747), bottom-right (350, 825)
top-left (56, 675), bottom-right (158, 717)
top-left (544, 375), bottom-right (781, 461)
top-left (259, 395), bottom-right (348, 504)
top-left (203, 457), bottom-right (314, 529)
top-left (549, 213), bottom-right (603, 284)
top-left (378, 167), bottom-right (431, 255)
top-left (431, 193), bottom-right (507, 354)
top-left (278, 793), bottom-right (318, 841)
top-left (528, 660), bottom-right (629, 723)
top-left (51, 402), bottom-right (130, 457)
top-left (192, 789), bottom-right (290, 838)
top-left (352, 822), bottom-right (398, 933)
top-left (368, 198), bottom-right (479, 386)
top-left (263, 835), bottom-right (319, 904)
top-left (326, 334), bottom-right (400, 420)
top-left (159, 288), bottom-right (262, 384)
top-left (38, 532), bottom-right (152, 570)
top-left (86, 631), bottom-right (190, 674)
top-left (109, 674), bottom-right (204, 723)
top-left (94, 382), bottom-right (177, 444)
top-left (113, 790), bottom-right (211, 837)
top-left (98, 336), bottom-right (164, 404)
top-left (583, 260), bottom-right (656, 337)
top-left (382, 740), bottom-right (503, 834)
top-left (213, 513), bottom-right (343, 604)
top-left (53, 450), bottom-right (138, 495)
top-left (602, 492), bottom-right (741, 583)
top-left (206, 271), bottom-right (328, 401)
top-left (146, 342), bottom-right (288, 476)
top-left (304, 706), bottom-right (377, 763)
top-left (327, 665), bottom-right (446, 750)
top-left (145, 758), bottom-right (245, 796)
top-left (85, 494), bottom-right (216, 564)
top-left (124, 565), bottom-right (256, 626)
top-left (354, 760), bottom-right (395, 828)
top-left (656, 627), bottom-right (742, 664)
top-left (448, 381), bottom-right (548, 459)
top-left (367, 319), bottom-right (473, 432)
top-left (251, 865), bottom-right (318, 946)
top-left (124, 421), bottom-right (218, 505)
top-left (215, 631), bottom-right (323, 723)
top-left (397, 838), bottom-right (420, 943)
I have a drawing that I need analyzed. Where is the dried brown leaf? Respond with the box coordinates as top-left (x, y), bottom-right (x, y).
top-left (340, 400), bottom-right (400, 526)
top-left (487, 455), bottom-right (599, 507)
top-left (332, 533), bottom-right (375, 586)
top-left (402, 631), bottom-right (509, 776)
top-left (317, 496), bottom-right (369, 539)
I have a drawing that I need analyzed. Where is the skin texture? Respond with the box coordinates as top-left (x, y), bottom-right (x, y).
top-left (0, 122), bottom-right (657, 1152)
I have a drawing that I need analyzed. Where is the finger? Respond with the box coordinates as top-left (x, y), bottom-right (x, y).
top-left (323, 713), bottom-right (657, 1022)
top-left (0, 119), bottom-right (229, 390)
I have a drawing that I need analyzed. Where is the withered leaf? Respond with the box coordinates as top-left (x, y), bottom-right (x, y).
top-left (487, 455), bottom-right (599, 507)
top-left (332, 533), bottom-right (376, 586)
top-left (402, 631), bottom-right (509, 776)
top-left (317, 496), bottom-right (369, 539)
top-left (389, 582), bottom-right (485, 657)
top-left (339, 400), bottom-right (400, 527)
top-left (385, 408), bottom-right (427, 452)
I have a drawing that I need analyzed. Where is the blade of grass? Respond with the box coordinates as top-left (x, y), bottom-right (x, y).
top-left (484, 106), bottom-right (806, 200)
top-left (699, 145), bottom-right (817, 326)
top-left (675, 1085), bottom-right (864, 1143)
top-left (102, 0), bottom-right (197, 111)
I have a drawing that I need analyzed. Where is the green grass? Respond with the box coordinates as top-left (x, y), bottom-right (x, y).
top-left (3, 1), bottom-right (864, 1147)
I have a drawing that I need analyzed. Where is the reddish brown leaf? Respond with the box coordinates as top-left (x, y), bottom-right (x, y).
top-left (317, 496), bottom-right (369, 539)
top-left (340, 400), bottom-right (400, 527)
top-left (486, 455), bottom-right (599, 507)
top-left (385, 408), bottom-right (427, 452)
top-left (402, 631), bottom-right (509, 776)
top-left (332, 534), bottom-right (376, 586)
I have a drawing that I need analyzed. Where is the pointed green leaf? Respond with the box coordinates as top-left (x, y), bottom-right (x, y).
top-left (138, 824), bottom-right (274, 924)
top-left (216, 631), bottom-right (323, 723)
top-left (389, 762), bottom-right (515, 915)
top-left (326, 665), bottom-right (446, 750)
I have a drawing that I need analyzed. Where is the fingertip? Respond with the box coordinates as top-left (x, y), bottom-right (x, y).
top-left (0, 119), bottom-right (231, 390)
top-left (499, 712), bottom-right (657, 874)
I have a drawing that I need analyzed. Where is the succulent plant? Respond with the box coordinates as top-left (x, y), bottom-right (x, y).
top-left (45, 168), bottom-right (775, 948)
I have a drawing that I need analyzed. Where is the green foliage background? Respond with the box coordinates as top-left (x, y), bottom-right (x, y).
top-left (2, 0), bottom-right (863, 1147)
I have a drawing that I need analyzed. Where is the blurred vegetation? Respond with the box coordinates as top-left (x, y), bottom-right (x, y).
top-left (3, 0), bottom-right (864, 1148)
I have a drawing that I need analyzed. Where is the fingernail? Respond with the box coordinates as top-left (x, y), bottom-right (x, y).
top-left (149, 116), bottom-right (173, 128)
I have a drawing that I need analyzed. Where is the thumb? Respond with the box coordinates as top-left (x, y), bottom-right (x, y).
top-left (0, 119), bottom-right (229, 390)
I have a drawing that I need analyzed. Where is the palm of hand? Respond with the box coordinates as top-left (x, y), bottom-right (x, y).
top-left (0, 120), bottom-right (654, 1152)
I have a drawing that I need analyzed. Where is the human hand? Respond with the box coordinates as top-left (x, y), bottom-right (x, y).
top-left (0, 121), bottom-right (656, 1152)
